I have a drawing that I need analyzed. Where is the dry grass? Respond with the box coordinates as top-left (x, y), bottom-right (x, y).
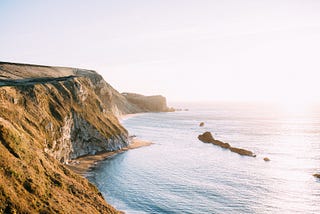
top-left (0, 77), bottom-right (126, 213)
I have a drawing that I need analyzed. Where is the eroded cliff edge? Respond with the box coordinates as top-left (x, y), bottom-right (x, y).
top-left (0, 62), bottom-right (171, 213)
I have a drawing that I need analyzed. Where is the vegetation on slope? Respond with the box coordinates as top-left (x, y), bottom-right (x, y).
top-left (0, 76), bottom-right (124, 213)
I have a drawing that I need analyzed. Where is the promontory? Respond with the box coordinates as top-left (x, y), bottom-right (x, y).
top-left (0, 62), bottom-right (171, 213)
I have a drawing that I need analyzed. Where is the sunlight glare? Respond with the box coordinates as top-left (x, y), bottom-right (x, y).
top-left (277, 96), bottom-right (314, 116)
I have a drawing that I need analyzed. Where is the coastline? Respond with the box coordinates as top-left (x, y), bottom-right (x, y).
top-left (67, 113), bottom-right (152, 176)
top-left (67, 139), bottom-right (153, 176)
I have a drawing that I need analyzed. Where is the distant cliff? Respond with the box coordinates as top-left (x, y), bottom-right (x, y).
top-left (123, 92), bottom-right (173, 112)
top-left (0, 62), bottom-right (171, 213)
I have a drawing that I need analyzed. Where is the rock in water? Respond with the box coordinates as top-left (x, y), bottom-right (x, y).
top-left (199, 122), bottom-right (205, 127)
top-left (198, 131), bottom-right (255, 157)
top-left (313, 174), bottom-right (320, 179)
top-left (198, 131), bottom-right (215, 143)
top-left (263, 157), bottom-right (270, 161)
top-left (212, 139), bottom-right (231, 149)
top-left (229, 147), bottom-right (256, 157)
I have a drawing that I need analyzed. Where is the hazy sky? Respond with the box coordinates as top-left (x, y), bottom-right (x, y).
top-left (1, 0), bottom-right (320, 103)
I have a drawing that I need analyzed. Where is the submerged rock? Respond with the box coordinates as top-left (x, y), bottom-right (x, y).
top-left (263, 157), bottom-right (270, 162)
top-left (199, 122), bottom-right (205, 127)
top-left (198, 131), bottom-right (255, 157)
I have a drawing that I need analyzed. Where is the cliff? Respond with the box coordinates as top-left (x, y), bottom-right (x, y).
top-left (0, 62), bottom-right (171, 213)
top-left (0, 62), bottom-right (170, 115)
top-left (122, 92), bottom-right (172, 112)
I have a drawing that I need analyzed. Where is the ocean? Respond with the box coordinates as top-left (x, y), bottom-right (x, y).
top-left (87, 103), bottom-right (320, 213)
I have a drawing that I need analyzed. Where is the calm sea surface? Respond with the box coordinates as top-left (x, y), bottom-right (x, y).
top-left (87, 103), bottom-right (320, 213)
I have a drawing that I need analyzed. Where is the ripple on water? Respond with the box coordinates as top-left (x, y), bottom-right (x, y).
top-left (88, 107), bottom-right (320, 213)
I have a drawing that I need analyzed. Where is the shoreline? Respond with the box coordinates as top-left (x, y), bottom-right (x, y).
top-left (67, 113), bottom-right (150, 176)
top-left (67, 139), bottom-right (153, 176)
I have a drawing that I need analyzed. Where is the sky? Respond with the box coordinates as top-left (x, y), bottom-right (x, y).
top-left (1, 0), bottom-right (320, 104)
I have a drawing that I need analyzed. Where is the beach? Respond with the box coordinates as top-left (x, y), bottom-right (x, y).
top-left (67, 139), bottom-right (153, 175)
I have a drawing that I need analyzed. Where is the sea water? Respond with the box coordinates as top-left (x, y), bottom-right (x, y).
top-left (87, 103), bottom-right (320, 213)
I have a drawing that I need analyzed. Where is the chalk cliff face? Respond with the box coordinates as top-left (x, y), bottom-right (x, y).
top-left (0, 62), bottom-right (171, 213)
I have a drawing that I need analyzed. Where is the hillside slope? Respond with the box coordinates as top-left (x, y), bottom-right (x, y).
top-left (0, 78), bottom-right (123, 213)
top-left (0, 62), bottom-right (171, 213)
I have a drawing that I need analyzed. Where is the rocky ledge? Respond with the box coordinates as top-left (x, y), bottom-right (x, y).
top-left (198, 131), bottom-right (256, 157)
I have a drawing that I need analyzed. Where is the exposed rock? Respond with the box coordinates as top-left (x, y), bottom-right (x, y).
top-left (198, 132), bottom-right (230, 149)
top-left (199, 122), bottom-right (205, 127)
top-left (45, 112), bottom-right (129, 162)
top-left (198, 131), bottom-right (255, 157)
top-left (198, 131), bottom-right (215, 143)
top-left (313, 174), bottom-right (320, 179)
top-left (263, 157), bottom-right (270, 161)
top-left (229, 147), bottom-right (256, 157)
top-left (215, 140), bottom-right (231, 149)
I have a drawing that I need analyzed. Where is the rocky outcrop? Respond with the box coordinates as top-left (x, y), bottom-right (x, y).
top-left (229, 147), bottom-right (255, 157)
top-left (199, 122), bottom-right (205, 127)
top-left (198, 132), bottom-right (231, 149)
top-left (45, 111), bottom-right (129, 162)
top-left (197, 131), bottom-right (215, 143)
top-left (198, 131), bottom-right (256, 157)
